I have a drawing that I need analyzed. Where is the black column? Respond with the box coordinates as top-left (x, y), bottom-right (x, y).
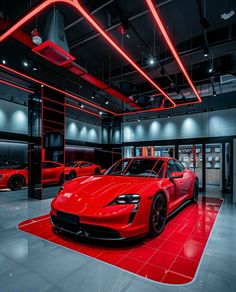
top-left (28, 90), bottom-right (42, 199)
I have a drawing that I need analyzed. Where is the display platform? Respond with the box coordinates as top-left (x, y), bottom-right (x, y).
top-left (18, 197), bottom-right (222, 284)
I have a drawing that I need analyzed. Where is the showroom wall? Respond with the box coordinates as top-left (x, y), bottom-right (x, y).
top-left (66, 117), bottom-right (102, 144)
top-left (0, 99), bottom-right (102, 144)
top-left (122, 108), bottom-right (236, 143)
top-left (0, 99), bottom-right (28, 134)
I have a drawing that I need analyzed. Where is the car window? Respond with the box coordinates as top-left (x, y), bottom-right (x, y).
top-left (153, 160), bottom-right (165, 178)
top-left (166, 160), bottom-right (178, 178)
top-left (124, 159), bottom-right (157, 176)
top-left (80, 162), bottom-right (92, 168)
top-left (106, 160), bottom-right (129, 175)
top-left (175, 160), bottom-right (185, 172)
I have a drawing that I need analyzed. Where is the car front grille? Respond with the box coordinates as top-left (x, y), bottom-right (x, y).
top-left (51, 214), bottom-right (120, 239)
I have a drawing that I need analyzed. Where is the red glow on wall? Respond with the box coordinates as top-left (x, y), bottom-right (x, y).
top-left (0, 64), bottom-right (115, 116)
top-left (0, 78), bottom-right (34, 93)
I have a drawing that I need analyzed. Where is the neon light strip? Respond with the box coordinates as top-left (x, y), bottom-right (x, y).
top-left (0, 0), bottom-right (176, 107)
top-left (0, 64), bottom-right (115, 115)
top-left (0, 78), bottom-right (34, 93)
top-left (146, 0), bottom-right (201, 102)
top-left (65, 103), bottom-right (101, 118)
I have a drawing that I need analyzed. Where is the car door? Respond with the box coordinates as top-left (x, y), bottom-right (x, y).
top-left (167, 159), bottom-right (184, 200)
top-left (42, 162), bottom-right (59, 183)
top-left (175, 160), bottom-right (193, 196)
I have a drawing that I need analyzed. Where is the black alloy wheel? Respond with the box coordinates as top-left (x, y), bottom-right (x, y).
top-left (8, 175), bottom-right (25, 191)
top-left (150, 193), bottom-right (167, 236)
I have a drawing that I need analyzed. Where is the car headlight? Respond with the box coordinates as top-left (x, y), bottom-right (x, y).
top-left (111, 194), bottom-right (140, 205)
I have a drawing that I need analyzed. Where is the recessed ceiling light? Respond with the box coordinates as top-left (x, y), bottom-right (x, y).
top-left (99, 111), bottom-right (103, 115)
top-left (126, 34), bottom-right (130, 38)
top-left (80, 104), bottom-right (84, 108)
top-left (203, 47), bottom-right (209, 57)
top-left (2, 59), bottom-right (6, 64)
top-left (208, 68), bottom-right (213, 73)
top-left (105, 100), bottom-right (109, 105)
top-left (33, 67), bottom-right (37, 71)
top-left (138, 118), bottom-right (140, 122)
top-left (23, 61), bottom-right (28, 67)
top-left (149, 58), bottom-right (155, 65)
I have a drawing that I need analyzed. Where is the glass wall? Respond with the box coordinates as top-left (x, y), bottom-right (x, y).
top-left (179, 144), bottom-right (203, 188)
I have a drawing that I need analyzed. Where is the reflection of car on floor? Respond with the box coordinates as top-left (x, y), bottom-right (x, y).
top-left (0, 161), bottom-right (64, 191)
top-left (51, 157), bottom-right (198, 240)
top-left (65, 161), bottom-right (101, 180)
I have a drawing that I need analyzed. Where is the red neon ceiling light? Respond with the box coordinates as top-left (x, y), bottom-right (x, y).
top-left (0, 0), bottom-right (176, 107)
top-left (65, 103), bottom-right (101, 118)
top-left (0, 79), bottom-right (34, 93)
top-left (146, 0), bottom-right (201, 103)
top-left (0, 64), bottom-right (115, 115)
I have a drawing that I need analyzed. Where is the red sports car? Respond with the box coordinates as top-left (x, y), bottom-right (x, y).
top-left (65, 161), bottom-right (101, 180)
top-left (0, 161), bottom-right (64, 191)
top-left (50, 157), bottom-right (198, 240)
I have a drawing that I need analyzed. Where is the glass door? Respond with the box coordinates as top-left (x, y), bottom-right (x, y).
top-left (179, 144), bottom-right (203, 189)
top-left (205, 143), bottom-right (222, 197)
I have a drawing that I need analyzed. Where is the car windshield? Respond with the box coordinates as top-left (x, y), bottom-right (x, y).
top-left (105, 159), bottom-right (165, 178)
top-left (66, 162), bottom-right (79, 167)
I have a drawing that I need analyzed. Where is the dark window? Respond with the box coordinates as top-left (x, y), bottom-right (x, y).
top-left (175, 161), bottom-right (185, 172)
top-left (153, 160), bottom-right (165, 178)
top-left (80, 162), bottom-right (92, 168)
top-left (167, 160), bottom-right (178, 178)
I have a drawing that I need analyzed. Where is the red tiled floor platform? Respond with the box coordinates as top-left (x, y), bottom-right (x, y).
top-left (18, 197), bottom-right (222, 284)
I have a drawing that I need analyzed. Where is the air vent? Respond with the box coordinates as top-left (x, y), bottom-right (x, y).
top-left (32, 40), bottom-right (75, 66)
top-left (32, 9), bottom-right (75, 66)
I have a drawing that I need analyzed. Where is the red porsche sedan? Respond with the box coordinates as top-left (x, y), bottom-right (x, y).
top-left (0, 161), bottom-right (64, 191)
top-left (65, 161), bottom-right (101, 180)
top-left (50, 157), bottom-right (198, 240)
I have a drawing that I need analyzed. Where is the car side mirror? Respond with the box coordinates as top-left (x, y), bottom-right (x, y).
top-left (101, 169), bottom-right (106, 174)
top-left (169, 171), bottom-right (183, 180)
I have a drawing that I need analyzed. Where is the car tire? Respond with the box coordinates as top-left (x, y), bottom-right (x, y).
top-left (8, 175), bottom-right (25, 191)
top-left (149, 193), bottom-right (167, 237)
top-left (68, 171), bottom-right (76, 180)
top-left (59, 174), bottom-right (64, 186)
top-left (191, 179), bottom-right (199, 203)
top-left (94, 168), bottom-right (101, 175)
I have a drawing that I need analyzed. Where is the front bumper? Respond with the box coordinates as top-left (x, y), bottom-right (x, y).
top-left (50, 204), bottom-right (148, 240)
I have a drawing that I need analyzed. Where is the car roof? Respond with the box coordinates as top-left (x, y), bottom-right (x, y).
top-left (122, 156), bottom-right (173, 161)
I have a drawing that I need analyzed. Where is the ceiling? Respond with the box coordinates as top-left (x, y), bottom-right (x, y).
top-left (0, 0), bottom-right (236, 118)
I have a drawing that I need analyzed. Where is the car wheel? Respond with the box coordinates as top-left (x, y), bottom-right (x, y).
top-left (149, 193), bottom-right (167, 236)
top-left (8, 175), bottom-right (25, 191)
top-left (68, 171), bottom-right (76, 180)
top-left (191, 179), bottom-right (199, 203)
top-left (59, 174), bottom-right (64, 185)
top-left (94, 168), bottom-right (101, 175)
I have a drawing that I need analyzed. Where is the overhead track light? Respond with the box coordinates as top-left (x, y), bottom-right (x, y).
top-left (146, 0), bottom-right (202, 103)
top-left (203, 47), bottom-right (209, 57)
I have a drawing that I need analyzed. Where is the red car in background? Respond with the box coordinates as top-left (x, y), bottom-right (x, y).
top-left (51, 157), bottom-right (199, 240)
top-left (0, 161), bottom-right (64, 191)
top-left (65, 161), bottom-right (101, 180)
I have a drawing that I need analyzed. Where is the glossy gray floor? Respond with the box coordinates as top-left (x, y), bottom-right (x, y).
top-left (0, 190), bottom-right (235, 292)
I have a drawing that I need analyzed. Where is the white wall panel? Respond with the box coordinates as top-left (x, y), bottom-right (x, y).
top-left (0, 99), bottom-right (28, 134)
top-left (122, 108), bottom-right (236, 142)
top-left (66, 117), bottom-right (101, 143)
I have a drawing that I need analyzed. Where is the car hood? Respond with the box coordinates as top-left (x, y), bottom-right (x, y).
top-left (53, 175), bottom-right (159, 208)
